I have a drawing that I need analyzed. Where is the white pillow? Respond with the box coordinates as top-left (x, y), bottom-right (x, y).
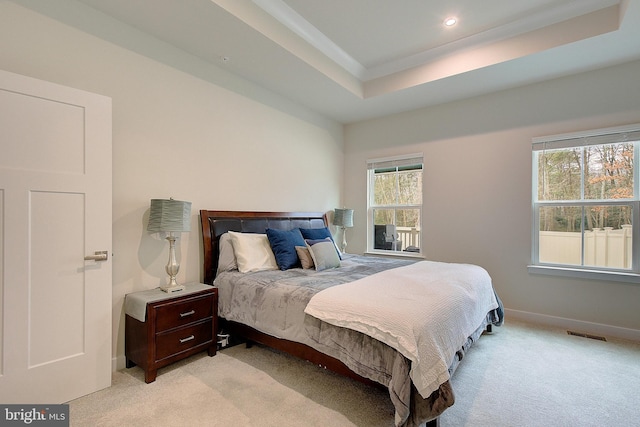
top-left (228, 231), bottom-right (278, 273)
top-left (217, 233), bottom-right (238, 274)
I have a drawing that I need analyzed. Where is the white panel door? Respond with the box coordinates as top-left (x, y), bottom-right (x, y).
top-left (0, 69), bottom-right (112, 403)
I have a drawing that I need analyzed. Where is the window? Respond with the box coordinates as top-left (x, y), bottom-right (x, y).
top-left (531, 124), bottom-right (640, 281)
top-left (367, 154), bottom-right (423, 254)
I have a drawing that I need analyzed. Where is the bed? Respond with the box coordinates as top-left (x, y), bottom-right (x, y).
top-left (200, 210), bottom-right (503, 427)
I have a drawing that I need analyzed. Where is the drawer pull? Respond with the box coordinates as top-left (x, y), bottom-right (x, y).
top-left (179, 335), bottom-right (195, 344)
top-left (180, 310), bottom-right (196, 318)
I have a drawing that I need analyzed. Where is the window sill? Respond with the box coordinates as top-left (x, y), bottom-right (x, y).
top-left (364, 250), bottom-right (425, 260)
top-left (528, 265), bottom-right (640, 284)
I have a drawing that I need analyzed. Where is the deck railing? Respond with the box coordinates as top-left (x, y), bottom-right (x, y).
top-left (394, 227), bottom-right (420, 251)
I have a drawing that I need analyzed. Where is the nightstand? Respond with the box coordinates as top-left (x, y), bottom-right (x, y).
top-left (124, 283), bottom-right (217, 383)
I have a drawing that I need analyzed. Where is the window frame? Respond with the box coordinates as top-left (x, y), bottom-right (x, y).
top-left (366, 153), bottom-right (423, 256)
top-left (529, 123), bottom-right (640, 283)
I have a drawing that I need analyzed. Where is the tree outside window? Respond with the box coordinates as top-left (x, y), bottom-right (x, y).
top-left (532, 125), bottom-right (640, 275)
top-left (368, 155), bottom-right (423, 253)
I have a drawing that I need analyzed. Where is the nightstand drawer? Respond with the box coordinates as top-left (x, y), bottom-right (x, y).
top-left (156, 319), bottom-right (213, 361)
top-left (155, 294), bottom-right (213, 332)
top-left (125, 284), bottom-right (217, 383)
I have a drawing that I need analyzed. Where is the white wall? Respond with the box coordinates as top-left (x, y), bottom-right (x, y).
top-left (345, 60), bottom-right (640, 337)
top-left (0, 2), bottom-right (344, 367)
top-left (3, 2), bottom-right (639, 371)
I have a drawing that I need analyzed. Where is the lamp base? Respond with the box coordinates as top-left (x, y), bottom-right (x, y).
top-left (160, 284), bottom-right (185, 293)
top-left (161, 234), bottom-right (184, 293)
top-left (340, 226), bottom-right (348, 253)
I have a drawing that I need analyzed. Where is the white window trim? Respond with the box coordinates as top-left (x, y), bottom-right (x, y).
top-left (531, 123), bottom-right (640, 283)
top-left (363, 250), bottom-right (425, 259)
top-left (527, 264), bottom-right (640, 283)
top-left (367, 153), bottom-right (423, 255)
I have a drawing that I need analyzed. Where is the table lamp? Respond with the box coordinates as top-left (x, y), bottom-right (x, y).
top-left (333, 208), bottom-right (354, 253)
top-left (147, 198), bottom-right (192, 292)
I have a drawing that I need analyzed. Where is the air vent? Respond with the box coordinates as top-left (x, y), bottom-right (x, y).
top-left (567, 331), bottom-right (606, 341)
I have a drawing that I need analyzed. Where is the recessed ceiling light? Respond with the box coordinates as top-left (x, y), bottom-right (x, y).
top-left (444, 17), bottom-right (457, 27)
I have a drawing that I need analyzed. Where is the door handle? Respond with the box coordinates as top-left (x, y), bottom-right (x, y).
top-left (84, 251), bottom-right (109, 261)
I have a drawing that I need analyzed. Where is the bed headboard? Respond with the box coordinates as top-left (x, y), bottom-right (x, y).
top-left (200, 210), bottom-right (329, 284)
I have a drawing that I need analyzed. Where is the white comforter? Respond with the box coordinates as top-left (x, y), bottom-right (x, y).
top-left (304, 260), bottom-right (498, 399)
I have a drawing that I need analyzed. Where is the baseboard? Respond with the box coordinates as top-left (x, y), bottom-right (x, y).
top-left (505, 308), bottom-right (640, 342)
top-left (112, 354), bottom-right (127, 372)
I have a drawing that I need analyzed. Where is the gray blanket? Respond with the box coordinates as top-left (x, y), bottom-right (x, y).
top-left (214, 254), bottom-right (501, 426)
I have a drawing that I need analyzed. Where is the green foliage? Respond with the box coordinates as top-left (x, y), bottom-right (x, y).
top-left (537, 143), bottom-right (634, 231)
top-left (372, 168), bottom-right (422, 227)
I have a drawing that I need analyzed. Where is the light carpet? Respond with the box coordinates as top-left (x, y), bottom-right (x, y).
top-left (69, 320), bottom-right (640, 426)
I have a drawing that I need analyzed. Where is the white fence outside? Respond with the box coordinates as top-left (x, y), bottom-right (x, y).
top-left (539, 225), bottom-right (632, 268)
top-left (393, 225), bottom-right (632, 267)
top-left (396, 227), bottom-right (420, 250)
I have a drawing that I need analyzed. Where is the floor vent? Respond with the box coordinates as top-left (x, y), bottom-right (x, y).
top-left (567, 331), bottom-right (607, 341)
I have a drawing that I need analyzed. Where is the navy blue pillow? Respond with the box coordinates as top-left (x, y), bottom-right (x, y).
top-left (299, 227), bottom-right (332, 240)
top-left (299, 227), bottom-right (342, 259)
top-left (266, 228), bottom-right (306, 270)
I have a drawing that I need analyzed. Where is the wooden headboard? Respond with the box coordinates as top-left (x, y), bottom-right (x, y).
top-left (200, 210), bottom-right (329, 285)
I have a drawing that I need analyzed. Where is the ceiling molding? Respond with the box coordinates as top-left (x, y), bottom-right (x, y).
top-left (249, 0), bottom-right (623, 87)
top-left (364, 0), bottom-right (622, 81)
top-left (214, 0), bottom-right (363, 97)
top-left (18, 0), bottom-right (640, 123)
top-left (252, 0), bottom-right (366, 78)
top-left (364, 3), bottom-right (623, 98)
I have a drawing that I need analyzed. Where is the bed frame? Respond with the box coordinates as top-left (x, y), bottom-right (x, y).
top-left (200, 210), bottom-right (372, 379)
top-left (200, 210), bottom-right (440, 427)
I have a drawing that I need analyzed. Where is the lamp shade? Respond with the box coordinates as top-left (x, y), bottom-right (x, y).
top-left (333, 208), bottom-right (354, 228)
top-left (147, 199), bottom-right (192, 232)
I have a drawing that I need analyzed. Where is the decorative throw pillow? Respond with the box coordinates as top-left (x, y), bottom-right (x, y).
top-left (305, 238), bottom-right (341, 271)
top-left (299, 227), bottom-right (342, 259)
top-left (266, 228), bottom-right (306, 270)
top-left (295, 246), bottom-right (314, 269)
top-left (228, 231), bottom-right (278, 273)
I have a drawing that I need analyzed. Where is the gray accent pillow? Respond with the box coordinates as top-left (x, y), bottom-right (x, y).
top-left (305, 238), bottom-right (341, 271)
